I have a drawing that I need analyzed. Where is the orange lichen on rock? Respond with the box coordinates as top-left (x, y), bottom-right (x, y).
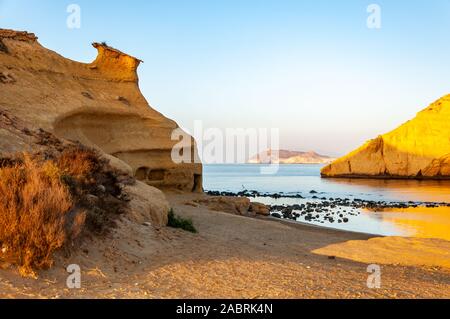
top-left (322, 94), bottom-right (450, 179)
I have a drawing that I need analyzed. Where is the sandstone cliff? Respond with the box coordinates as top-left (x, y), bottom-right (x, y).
top-left (321, 95), bottom-right (450, 179)
top-left (0, 108), bottom-right (170, 228)
top-left (0, 29), bottom-right (202, 192)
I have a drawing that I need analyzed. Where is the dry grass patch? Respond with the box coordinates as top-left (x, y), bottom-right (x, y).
top-left (0, 155), bottom-right (72, 277)
top-left (0, 146), bottom-right (131, 277)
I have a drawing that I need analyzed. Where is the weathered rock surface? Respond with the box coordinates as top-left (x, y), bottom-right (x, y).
top-left (195, 197), bottom-right (253, 216)
top-left (0, 29), bottom-right (202, 192)
top-left (249, 202), bottom-right (270, 216)
top-left (322, 95), bottom-right (450, 179)
top-left (125, 181), bottom-right (170, 227)
top-left (194, 196), bottom-right (270, 217)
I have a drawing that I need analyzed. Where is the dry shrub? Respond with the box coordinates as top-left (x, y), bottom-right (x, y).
top-left (57, 148), bottom-right (96, 178)
top-left (55, 146), bottom-right (127, 234)
top-left (0, 155), bottom-right (73, 277)
top-left (0, 145), bottom-right (130, 277)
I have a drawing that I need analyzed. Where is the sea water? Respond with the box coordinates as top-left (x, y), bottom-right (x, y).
top-left (203, 164), bottom-right (450, 240)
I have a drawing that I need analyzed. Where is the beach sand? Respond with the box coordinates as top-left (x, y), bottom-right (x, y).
top-left (0, 192), bottom-right (449, 299)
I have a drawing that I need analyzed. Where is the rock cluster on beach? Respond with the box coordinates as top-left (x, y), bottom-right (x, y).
top-left (322, 95), bottom-right (450, 179)
top-left (206, 190), bottom-right (450, 225)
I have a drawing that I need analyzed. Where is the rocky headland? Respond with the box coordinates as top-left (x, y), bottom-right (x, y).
top-left (322, 95), bottom-right (450, 179)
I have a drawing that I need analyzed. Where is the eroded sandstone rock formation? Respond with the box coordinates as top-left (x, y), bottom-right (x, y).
top-left (0, 29), bottom-right (202, 191)
top-left (0, 108), bottom-right (171, 227)
top-left (321, 94), bottom-right (450, 179)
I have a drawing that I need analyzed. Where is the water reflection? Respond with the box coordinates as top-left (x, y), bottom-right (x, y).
top-left (205, 164), bottom-right (450, 240)
top-left (322, 178), bottom-right (450, 203)
top-left (366, 206), bottom-right (450, 241)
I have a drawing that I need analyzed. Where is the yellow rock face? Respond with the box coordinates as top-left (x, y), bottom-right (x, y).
top-left (321, 94), bottom-right (450, 179)
top-left (0, 29), bottom-right (202, 191)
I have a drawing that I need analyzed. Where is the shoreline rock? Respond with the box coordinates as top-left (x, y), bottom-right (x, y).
top-left (205, 189), bottom-right (450, 225)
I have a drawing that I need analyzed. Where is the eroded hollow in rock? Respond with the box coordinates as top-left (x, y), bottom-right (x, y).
top-left (193, 174), bottom-right (203, 192)
top-left (135, 167), bottom-right (149, 181)
top-left (148, 169), bottom-right (166, 181)
top-left (54, 111), bottom-right (202, 192)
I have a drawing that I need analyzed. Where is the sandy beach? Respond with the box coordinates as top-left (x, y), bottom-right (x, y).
top-left (1, 1), bottom-right (450, 305)
top-left (0, 192), bottom-right (448, 299)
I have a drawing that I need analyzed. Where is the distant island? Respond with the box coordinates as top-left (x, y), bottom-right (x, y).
top-left (248, 149), bottom-right (335, 164)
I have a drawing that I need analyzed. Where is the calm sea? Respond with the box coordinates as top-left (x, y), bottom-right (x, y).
top-left (203, 164), bottom-right (450, 239)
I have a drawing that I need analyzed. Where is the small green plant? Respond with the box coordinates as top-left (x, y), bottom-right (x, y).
top-left (167, 209), bottom-right (197, 233)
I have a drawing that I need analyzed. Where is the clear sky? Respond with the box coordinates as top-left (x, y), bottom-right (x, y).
top-left (1, 0), bottom-right (449, 156)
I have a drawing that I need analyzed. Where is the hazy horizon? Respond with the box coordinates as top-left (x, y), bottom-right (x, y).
top-left (1, 0), bottom-right (449, 157)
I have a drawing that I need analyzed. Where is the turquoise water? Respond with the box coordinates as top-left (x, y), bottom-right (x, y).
top-left (203, 164), bottom-right (450, 238)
